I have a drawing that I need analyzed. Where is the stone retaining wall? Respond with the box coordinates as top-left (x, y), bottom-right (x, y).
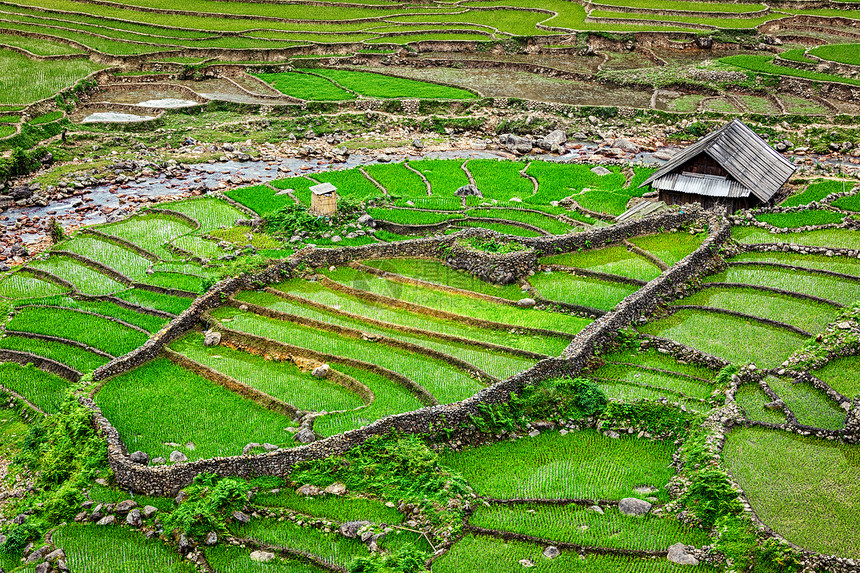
top-left (90, 207), bottom-right (726, 495)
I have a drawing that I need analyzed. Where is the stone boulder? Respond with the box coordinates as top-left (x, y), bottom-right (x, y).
top-left (129, 451), bottom-right (149, 465)
top-left (455, 184), bottom-right (482, 198)
top-left (667, 543), bottom-right (700, 566)
top-left (294, 427), bottom-right (317, 444)
top-left (516, 298), bottom-right (536, 308)
top-left (618, 497), bottom-right (652, 517)
top-left (126, 509), bottom-right (142, 527)
top-left (591, 166), bottom-right (612, 176)
top-left (168, 450), bottom-right (188, 463)
top-left (232, 510), bottom-right (251, 524)
top-left (115, 500), bottom-right (137, 514)
top-left (311, 364), bottom-right (330, 379)
top-left (542, 546), bottom-right (560, 559)
top-left (250, 550), bottom-right (276, 563)
top-left (339, 521), bottom-right (372, 538)
top-left (203, 330), bottom-right (221, 347)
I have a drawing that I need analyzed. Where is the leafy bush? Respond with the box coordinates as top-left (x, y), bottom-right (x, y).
top-left (460, 237), bottom-right (528, 254)
top-left (600, 400), bottom-right (692, 438)
top-left (681, 468), bottom-right (743, 528)
top-left (2, 395), bottom-right (107, 555)
top-left (163, 474), bottom-right (251, 539)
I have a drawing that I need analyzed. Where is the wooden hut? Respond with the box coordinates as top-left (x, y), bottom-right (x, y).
top-left (309, 182), bottom-right (338, 216)
top-left (639, 120), bottom-right (796, 213)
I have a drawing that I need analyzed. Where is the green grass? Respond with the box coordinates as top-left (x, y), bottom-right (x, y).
top-left (303, 68), bottom-right (476, 99)
top-left (311, 168), bottom-right (383, 201)
top-left (0, 334), bottom-right (109, 373)
top-left (0, 33), bottom-right (82, 56)
top-left (0, 48), bottom-right (103, 105)
top-left (470, 503), bottom-right (709, 551)
top-left (213, 306), bottom-right (485, 405)
top-left (235, 289), bottom-right (535, 381)
top-left (814, 355), bottom-right (860, 399)
top-left (141, 271), bottom-right (205, 293)
top-left (589, 362), bottom-right (713, 399)
top-left (600, 348), bottom-right (717, 380)
top-left (754, 210), bottom-right (845, 228)
top-left (724, 426), bottom-right (860, 558)
top-left (721, 54), bottom-right (860, 87)
top-left (172, 332), bottom-right (365, 412)
top-left (731, 226), bottom-right (860, 250)
top-left (467, 208), bottom-right (574, 235)
top-left (466, 159), bottom-right (533, 202)
top-left (596, 0), bottom-right (764, 11)
top-left (441, 430), bottom-right (675, 501)
top-left (766, 376), bottom-right (845, 430)
top-left (779, 48), bottom-right (816, 64)
top-left (364, 163), bottom-right (427, 197)
top-left (101, 213), bottom-right (196, 260)
top-left (705, 265), bottom-right (860, 307)
top-left (233, 518), bottom-right (369, 569)
top-left (575, 190), bottom-right (632, 216)
top-left (227, 183), bottom-right (302, 216)
top-left (395, 195), bottom-right (464, 211)
top-left (362, 257), bottom-right (526, 300)
top-left (541, 245), bottom-right (661, 282)
top-left (595, 380), bottom-right (706, 413)
top-left (675, 285), bottom-right (838, 335)
top-left (96, 358), bottom-right (297, 461)
top-left (159, 197), bottom-right (245, 233)
top-left (0, 362), bottom-right (71, 413)
top-left (831, 193), bottom-right (860, 212)
top-left (254, 71), bottom-right (356, 100)
top-left (61, 235), bottom-right (152, 280)
top-left (7, 306), bottom-right (149, 356)
top-left (809, 43), bottom-right (860, 66)
top-left (436, 535), bottom-right (715, 573)
top-left (268, 279), bottom-right (570, 356)
top-left (456, 220), bottom-right (543, 237)
top-left (28, 255), bottom-right (127, 296)
top-left (172, 235), bottom-right (225, 261)
top-left (28, 110), bottom-right (63, 125)
top-left (114, 288), bottom-right (193, 315)
top-left (780, 179), bottom-right (850, 207)
top-left (528, 271), bottom-right (640, 311)
top-left (628, 232), bottom-right (706, 266)
top-left (0, 270), bottom-right (68, 299)
top-left (253, 488), bottom-right (402, 524)
top-left (735, 383), bottom-right (786, 425)
top-left (638, 308), bottom-right (807, 368)
top-left (324, 267), bottom-right (590, 335)
top-left (313, 364), bottom-right (426, 437)
top-left (18, 295), bottom-right (167, 333)
top-left (407, 159), bottom-right (470, 197)
top-left (53, 524), bottom-right (194, 573)
top-left (204, 545), bottom-right (326, 573)
top-left (728, 251), bottom-right (860, 278)
top-left (368, 208), bottom-right (462, 225)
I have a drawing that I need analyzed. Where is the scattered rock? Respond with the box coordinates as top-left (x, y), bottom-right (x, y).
top-left (412, 139), bottom-right (424, 149)
top-left (96, 515), bottom-right (115, 526)
top-left (294, 427), bottom-right (317, 444)
top-left (126, 509), bottom-right (142, 527)
top-left (324, 482), bottom-right (347, 496)
top-left (250, 550), bottom-right (276, 563)
top-left (296, 484), bottom-right (321, 496)
top-left (232, 510), bottom-right (251, 524)
top-left (169, 450), bottom-right (188, 463)
top-left (339, 520), bottom-right (372, 538)
top-left (115, 500), bottom-right (137, 514)
top-left (205, 531), bottom-right (218, 546)
top-left (519, 559), bottom-right (535, 568)
top-left (311, 364), bottom-right (330, 379)
top-left (542, 546), bottom-right (560, 559)
top-left (588, 505), bottom-right (604, 515)
top-left (203, 330), bottom-right (221, 347)
top-left (129, 451), bottom-right (149, 465)
top-left (618, 498), bottom-right (652, 517)
top-left (516, 298), bottom-right (536, 308)
top-left (590, 166), bottom-right (612, 176)
top-left (142, 505), bottom-right (158, 519)
top-left (667, 543), bottom-right (700, 566)
top-left (455, 183), bottom-right (482, 197)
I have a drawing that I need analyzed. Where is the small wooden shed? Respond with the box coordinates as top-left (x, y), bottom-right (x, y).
top-left (309, 182), bottom-right (338, 216)
top-left (639, 120), bottom-right (796, 213)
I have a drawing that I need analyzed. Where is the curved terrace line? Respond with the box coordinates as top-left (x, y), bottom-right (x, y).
top-left (211, 320), bottom-right (439, 406)
top-left (464, 525), bottom-right (668, 558)
top-left (700, 281), bottom-right (845, 308)
top-left (729, 259), bottom-right (860, 282)
top-left (604, 361), bottom-right (714, 385)
top-left (2, 330), bottom-right (116, 359)
top-left (667, 304), bottom-right (813, 338)
top-left (14, 304), bottom-right (152, 334)
top-left (591, 375), bottom-right (708, 405)
top-left (262, 286), bottom-right (547, 360)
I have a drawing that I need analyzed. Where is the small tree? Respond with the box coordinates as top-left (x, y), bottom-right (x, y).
top-left (48, 217), bottom-right (64, 244)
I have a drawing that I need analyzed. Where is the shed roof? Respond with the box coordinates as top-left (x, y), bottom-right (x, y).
top-left (651, 172), bottom-right (751, 198)
top-left (310, 182), bottom-right (337, 196)
top-left (640, 119), bottom-right (796, 203)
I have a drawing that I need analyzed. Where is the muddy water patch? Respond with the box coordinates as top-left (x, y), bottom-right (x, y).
top-left (95, 85), bottom-right (201, 107)
top-left (80, 112), bottom-right (157, 123)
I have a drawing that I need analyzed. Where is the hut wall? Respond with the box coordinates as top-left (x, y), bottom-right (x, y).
top-left (659, 190), bottom-right (756, 213)
top-left (678, 153), bottom-right (730, 177)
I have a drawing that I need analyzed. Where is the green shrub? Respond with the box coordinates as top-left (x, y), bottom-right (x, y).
top-left (460, 237), bottom-right (528, 254)
top-left (163, 474), bottom-right (251, 539)
top-left (681, 468), bottom-right (743, 528)
top-left (600, 400), bottom-right (691, 438)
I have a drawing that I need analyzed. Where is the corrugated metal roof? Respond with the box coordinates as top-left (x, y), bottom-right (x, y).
top-left (651, 172), bottom-right (751, 198)
top-left (615, 200), bottom-right (670, 222)
top-left (640, 119), bottom-right (796, 202)
top-left (310, 182), bottom-right (337, 195)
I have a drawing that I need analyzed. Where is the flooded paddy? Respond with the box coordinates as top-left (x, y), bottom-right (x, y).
top-left (93, 85), bottom-right (201, 107)
top-left (79, 111), bottom-right (157, 123)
